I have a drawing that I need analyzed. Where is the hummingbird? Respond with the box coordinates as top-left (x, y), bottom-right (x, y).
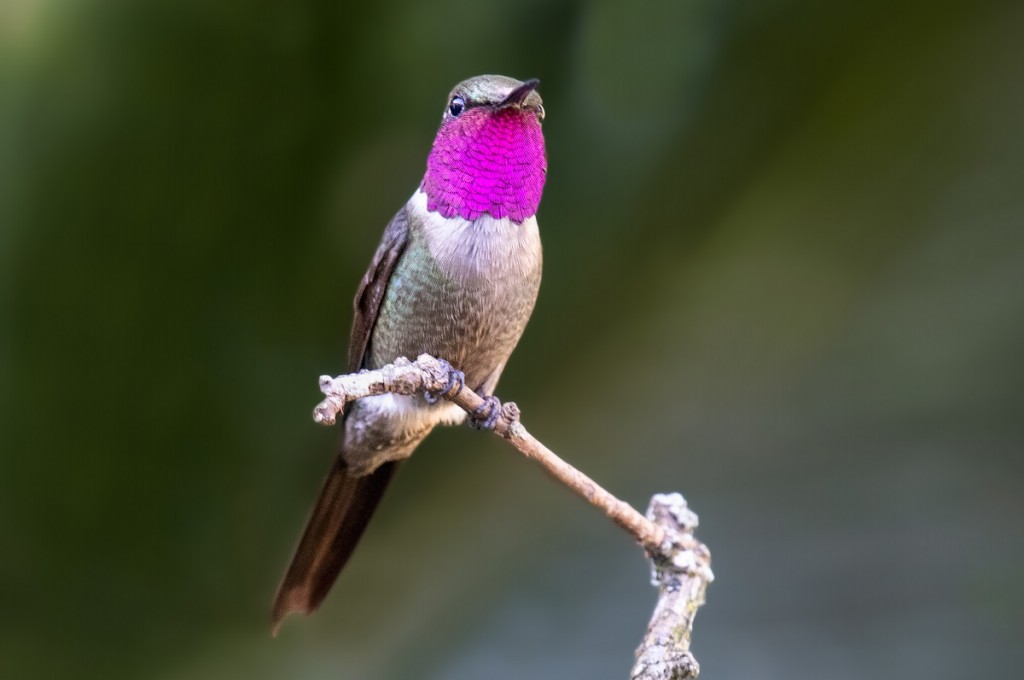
top-left (272, 75), bottom-right (547, 630)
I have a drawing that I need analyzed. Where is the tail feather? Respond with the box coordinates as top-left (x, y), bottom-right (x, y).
top-left (272, 457), bottom-right (398, 633)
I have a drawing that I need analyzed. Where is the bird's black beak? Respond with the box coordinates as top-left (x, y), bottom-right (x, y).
top-left (498, 78), bottom-right (540, 109)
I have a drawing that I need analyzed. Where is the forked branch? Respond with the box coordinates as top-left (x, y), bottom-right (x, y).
top-left (313, 354), bottom-right (713, 679)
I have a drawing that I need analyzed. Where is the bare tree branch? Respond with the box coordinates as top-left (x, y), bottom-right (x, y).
top-left (632, 493), bottom-right (713, 680)
top-left (313, 354), bottom-right (713, 679)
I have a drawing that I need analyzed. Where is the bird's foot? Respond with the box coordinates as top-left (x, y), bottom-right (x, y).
top-left (424, 359), bottom-right (464, 404)
top-left (469, 395), bottom-right (501, 430)
top-left (500, 401), bottom-right (521, 427)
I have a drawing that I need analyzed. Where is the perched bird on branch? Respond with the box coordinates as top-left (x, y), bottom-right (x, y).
top-left (273, 75), bottom-right (548, 631)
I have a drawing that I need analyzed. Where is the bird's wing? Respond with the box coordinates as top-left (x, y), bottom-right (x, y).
top-left (348, 207), bottom-right (411, 372)
top-left (272, 207), bottom-right (410, 632)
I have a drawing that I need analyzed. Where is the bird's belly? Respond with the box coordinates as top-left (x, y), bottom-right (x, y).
top-left (367, 214), bottom-right (541, 391)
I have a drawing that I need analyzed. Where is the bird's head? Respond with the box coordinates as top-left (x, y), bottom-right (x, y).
top-left (422, 75), bottom-right (547, 223)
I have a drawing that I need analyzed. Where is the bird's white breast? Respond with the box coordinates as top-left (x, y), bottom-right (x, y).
top-left (409, 189), bottom-right (542, 282)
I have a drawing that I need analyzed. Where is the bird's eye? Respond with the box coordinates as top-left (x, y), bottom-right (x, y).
top-left (449, 96), bottom-right (465, 117)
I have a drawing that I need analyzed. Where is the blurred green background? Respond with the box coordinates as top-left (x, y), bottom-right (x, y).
top-left (2, 0), bottom-right (1022, 678)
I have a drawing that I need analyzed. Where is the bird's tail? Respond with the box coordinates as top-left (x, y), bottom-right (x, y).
top-left (272, 456), bottom-right (398, 634)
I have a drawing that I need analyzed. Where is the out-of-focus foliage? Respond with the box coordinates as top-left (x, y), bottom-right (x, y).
top-left (1, 1), bottom-right (1021, 678)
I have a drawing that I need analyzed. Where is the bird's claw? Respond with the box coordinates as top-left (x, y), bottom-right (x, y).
top-left (424, 359), bottom-right (465, 404)
top-left (469, 395), bottom-right (501, 430)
